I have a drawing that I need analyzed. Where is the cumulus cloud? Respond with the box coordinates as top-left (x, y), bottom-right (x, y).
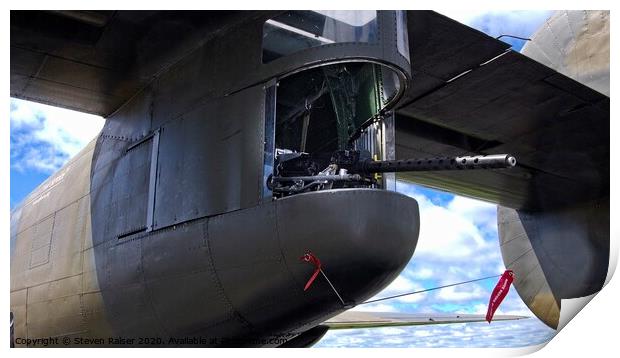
top-left (369, 276), bottom-right (428, 303)
top-left (411, 268), bottom-right (433, 280)
top-left (364, 182), bottom-right (506, 291)
top-left (10, 98), bottom-right (104, 174)
top-left (414, 193), bottom-right (489, 259)
top-left (395, 183), bottom-right (503, 281)
top-left (448, 196), bottom-right (498, 236)
top-left (350, 303), bottom-right (398, 313)
top-left (436, 284), bottom-right (487, 302)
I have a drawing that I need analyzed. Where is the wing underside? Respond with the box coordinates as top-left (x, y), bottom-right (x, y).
top-left (395, 11), bottom-right (608, 211)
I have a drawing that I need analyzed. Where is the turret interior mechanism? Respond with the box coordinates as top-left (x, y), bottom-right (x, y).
top-left (268, 62), bottom-right (516, 198)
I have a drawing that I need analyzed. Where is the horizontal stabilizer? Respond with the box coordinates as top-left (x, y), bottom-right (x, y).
top-left (325, 311), bottom-right (526, 329)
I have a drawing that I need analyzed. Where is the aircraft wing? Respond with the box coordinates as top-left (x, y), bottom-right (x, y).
top-left (394, 11), bottom-right (609, 211)
top-left (10, 10), bottom-right (272, 116)
top-left (325, 311), bottom-right (526, 329)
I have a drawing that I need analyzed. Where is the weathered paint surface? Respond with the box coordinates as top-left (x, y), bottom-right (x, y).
top-left (10, 137), bottom-right (115, 345)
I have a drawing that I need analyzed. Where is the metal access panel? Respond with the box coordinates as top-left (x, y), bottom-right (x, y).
top-left (28, 215), bottom-right (54, 268)
top-left (110, 138), bottom-right (152, 237)
top-left (153, 85), bottom-right (265, 229)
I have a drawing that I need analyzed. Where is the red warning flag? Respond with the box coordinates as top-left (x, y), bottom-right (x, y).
top-left (486, 270), bottom-right (515, 323)
top-left (300, 252), bottom-right (322, 291)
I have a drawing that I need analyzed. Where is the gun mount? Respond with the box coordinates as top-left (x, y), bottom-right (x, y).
top-left (268, 150), bottom-right (516, 197)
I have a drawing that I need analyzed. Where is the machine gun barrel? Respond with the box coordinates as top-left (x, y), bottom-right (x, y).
top-left (356, 154), bottom-right (516, 174)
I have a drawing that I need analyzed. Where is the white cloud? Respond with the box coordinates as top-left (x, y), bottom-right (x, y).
top-left (411, 268), bottom-right (433, 280)
top-left (448, 196), bottom-right (498, 233)
top-left (350, 302), bottom-right (398, 313)
top-left (403, 188), bottom-right (495, 261)
top-left (437, 284), bottom-right (487, 302)
top-left (13, 146), bottom-right (71, 174)
top-left (472, 303), bottom-right (490, 315)
top-left (10, 100), bottom-right (40, 127)
top-left (379, 327), bottom-right (407, 336)
top-left (395, 190), bottom-right (505, 290)
top-left (413, 329), bottom-right (433, 337)
top-left (10, 98), bottom-right (105, 174)
top-left (369, 276), bottom-right (428, 303)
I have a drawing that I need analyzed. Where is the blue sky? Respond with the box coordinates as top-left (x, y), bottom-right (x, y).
top-left (10, 99), bottom-right (104, 208)
top-left (9, 10), bottom-right (557, 348)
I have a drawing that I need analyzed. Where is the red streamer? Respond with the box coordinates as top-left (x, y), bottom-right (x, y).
top-left (486, 270), bottom-right (514, 323)
top-left (300, 252), bottom-right (322, 291)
